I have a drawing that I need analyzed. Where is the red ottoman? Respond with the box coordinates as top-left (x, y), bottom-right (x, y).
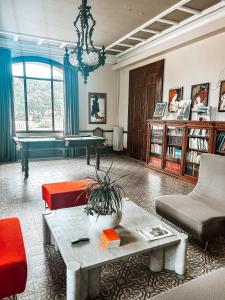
top-left (42, 179), bottom-right (94, 210)
top-left (0, 218), bottom-right (27, 299)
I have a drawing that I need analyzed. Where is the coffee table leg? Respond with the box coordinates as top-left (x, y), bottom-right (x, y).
top-left (88, 267), bottom-right (101, 298)
top-left (42, 212), bottom-right (51, 245)
top-left (149, 248), bottom-right (164, 272)
top-left (164, 245), bottom-right (176, 271)
top-left (67, 262), bottom-right (82, 300)
top-left (175, 233), bottom-right (188, 275)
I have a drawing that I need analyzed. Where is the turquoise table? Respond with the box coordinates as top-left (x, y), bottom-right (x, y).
top-left (13, 136), bottom-right (105, 179)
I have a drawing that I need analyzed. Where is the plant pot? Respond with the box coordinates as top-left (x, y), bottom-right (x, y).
top-left (88, 211), bottom-right (122, 232)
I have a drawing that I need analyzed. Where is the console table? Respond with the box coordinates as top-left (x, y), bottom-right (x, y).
top-left (13, 136), bottom-right (105, 179)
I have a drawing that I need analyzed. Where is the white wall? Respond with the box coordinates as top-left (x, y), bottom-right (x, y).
top-left (118, 31), bottom-right (225, 147)
top-left (78, 64), bottom-right (119, 145)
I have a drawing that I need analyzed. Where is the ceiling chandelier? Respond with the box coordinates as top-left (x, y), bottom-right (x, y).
top-left (65, 0), bottom-right (106, 84)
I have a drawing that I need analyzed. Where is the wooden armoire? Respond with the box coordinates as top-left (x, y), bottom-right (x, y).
top-left (128, 60), bottom-right (164, 161)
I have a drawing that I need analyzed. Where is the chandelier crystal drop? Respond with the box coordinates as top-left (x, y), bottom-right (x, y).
top-left (65, 0), bottom-right (106, 84)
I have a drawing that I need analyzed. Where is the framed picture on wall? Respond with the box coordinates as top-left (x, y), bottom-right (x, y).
top-left (168, 87), bottom-right (183, 113)
top-left (191, 83), bottom-right (210, 109)
top-left (218, 80), bottom-right (225, 112)
top-left (88, 92), bottom-right (107, 124)
top-left (153, 102), bottom-right (167, 118)
top-left (176, 100), bottom-right (191, 120)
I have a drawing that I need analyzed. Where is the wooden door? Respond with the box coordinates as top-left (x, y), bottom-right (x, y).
top-left (128, 60), bottom-right (164, 161)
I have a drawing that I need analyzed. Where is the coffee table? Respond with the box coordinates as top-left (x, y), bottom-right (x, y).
top-left (42, 199), bottom-right (188, 300)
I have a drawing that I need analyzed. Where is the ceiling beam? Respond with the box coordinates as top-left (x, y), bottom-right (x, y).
top-left (128, 37), bottom-right (145, 42)
top-left (106, 0), bottom-right (191, 50)
top-left (178, 6), bottom-right (200, 15)
top-left (118, 43), bottom-right (133, 48)
top-left (37, 38), bottom-right (45, 45)
top-left (158, 18), bottom-right (178, 25)
top-left (107, 49), bottom-right (123, 53)
top-left (114, 0), bottom-right (225, 59)
top-left (13, 35), bottom-right (19, 42)
top-left (141, 29), bottom-right (160, 34)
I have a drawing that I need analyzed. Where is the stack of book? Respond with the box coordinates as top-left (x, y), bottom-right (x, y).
top-left (151, 143), bottom-right (162, 155)
top-left (167, 146), bottom-right (182, 159)
top-left (189, 137), bottom-right (208, 151)
top-left (101, 228), bottom-right (120, 249)
top-left (186, 150), bottom-right (201, 164)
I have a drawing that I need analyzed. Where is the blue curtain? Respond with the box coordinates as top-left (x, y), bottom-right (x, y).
top-left (0, 48), bottom-right (16, 162)
top-left (63, 53), bottom-right (79, 157)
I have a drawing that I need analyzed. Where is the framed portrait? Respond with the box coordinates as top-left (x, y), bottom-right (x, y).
top-left (218, 80), bottom-right (225, 112)
top-left (153, 102), bottom-right (167, 118)
top-left (168, 87), bottom-right (183, 113)
top-left (191, 83), bottom-right (210, 109)
top-left (88, 93), bottom-right (107, 124)
top-left (176, 100), bottom-right (191, 120)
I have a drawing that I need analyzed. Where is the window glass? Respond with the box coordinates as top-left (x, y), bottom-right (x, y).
top-left (14, 77), bottom-right (26, 130)
top-left (26, 79), bottom-right (52, 130)
top-left (25, 62), bottom-right (51, 79)
top-left (54, 81), bottom-right (64, 130)
top-left (12, 63), bottom-right (24, 77)
top-left (53, 66), bottom-right (63, 80)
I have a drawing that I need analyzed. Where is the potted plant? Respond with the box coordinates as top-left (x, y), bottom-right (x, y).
top-left (83, 164), bottom-right (125, 232)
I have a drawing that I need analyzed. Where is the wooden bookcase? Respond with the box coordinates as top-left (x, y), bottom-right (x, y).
top-left (146, 120), bottom-right (225, 183)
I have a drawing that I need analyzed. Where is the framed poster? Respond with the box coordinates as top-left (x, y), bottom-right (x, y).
top-left (218, 80), bottom-right (225, 112)
top-left (176, 100), bottom-right (191, 120)
top-left (153, 102), bottom-right (167, 118)
top-left (88, 93), bottom-right (107, 124)
top-left (168, 87), bottom-right (183, 113)
top-left (191, 83), bottom-right (209, 109)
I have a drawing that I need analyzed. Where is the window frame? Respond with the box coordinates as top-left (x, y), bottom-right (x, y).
top-left (12, 56), bottom-right (64, 133)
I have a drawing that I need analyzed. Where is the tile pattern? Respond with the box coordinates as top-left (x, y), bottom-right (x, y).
top-left (1, 155), bottom-right (225, 300)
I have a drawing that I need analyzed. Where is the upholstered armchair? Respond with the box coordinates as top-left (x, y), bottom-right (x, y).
top-left (155, 154), bottom-right (225, 246)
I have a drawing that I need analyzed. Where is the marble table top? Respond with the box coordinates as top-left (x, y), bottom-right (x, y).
top-left (44, 199), bottom-right (182, 270)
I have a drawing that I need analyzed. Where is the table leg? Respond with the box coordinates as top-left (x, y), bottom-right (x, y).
top-left (21, 151), bottom-right (25, 172)
top-left (149, 248), bottom-right (164, 272)
top-left (42, 211), bottom-right (51, 245)
top-left (174, 233), bottom-right (188, 275)
top-left (67, 262), bottom-right (82, 300)
top-left (96, 146), bottom-right (100, 170)
top-left (24, 152), bottom-right (29, 179)
top-left (88, 267), bottom-right (101, 298)
top-left (86, 147), bottom-right (90, 165)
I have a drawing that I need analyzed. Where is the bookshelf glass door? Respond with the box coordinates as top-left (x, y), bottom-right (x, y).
top-left (149, 125), bottom-right (164, 169)
top-left (165, 126), bottom-right (184, 174)
top-left (185, 128), bottom-right (209, 177)
top-left (215, 130), bottom-right (225, 155)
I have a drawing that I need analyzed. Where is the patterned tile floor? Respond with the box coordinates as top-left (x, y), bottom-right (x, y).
top-left (1, 154), bottom-right (225, 300)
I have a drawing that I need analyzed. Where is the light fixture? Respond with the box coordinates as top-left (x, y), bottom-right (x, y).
top-left (65, 0), bottom-right (106, 84)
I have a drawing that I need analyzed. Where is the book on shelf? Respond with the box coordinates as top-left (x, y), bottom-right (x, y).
top-left (100, 228), bottom-right (120, 249)
top-left (167, 128), bottom-right (183, 136)
top-left (186, 150), bottom-right (201, 164)
top-left (136, 224), bottom-right (173, 241)
top-left (151, 143), bottom-right (162, 155)
top-left (186, 163), bottom-right (199, 177)
top-left (167, 146), bottom-right (182, 159)
top-left (189, 128), bottom-right (208, 137)
top-left (189, 138), bottom-right (208, 151)
top-left (216, 132), bottom-right (225, 151)
top-left (167, 135), bottom-right (182, 146)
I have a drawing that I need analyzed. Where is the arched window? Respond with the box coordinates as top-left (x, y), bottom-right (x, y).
top-left (12, 57), bottom-right (64, 132)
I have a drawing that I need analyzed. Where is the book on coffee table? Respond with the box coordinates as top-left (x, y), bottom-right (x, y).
top-left (136, 224), bottom-right (173, 241)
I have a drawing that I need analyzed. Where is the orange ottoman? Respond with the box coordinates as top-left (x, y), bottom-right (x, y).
top-left (42, 179), bottom-right (94, 210)
top-left (0, 218), bottom-right (27, 299)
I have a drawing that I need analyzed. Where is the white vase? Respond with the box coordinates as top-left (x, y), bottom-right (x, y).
top-left (88, 211), bottom-right (122, 232)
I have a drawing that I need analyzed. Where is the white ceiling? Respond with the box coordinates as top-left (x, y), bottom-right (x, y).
top-left (0, 0), bottom-right (181, 46)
